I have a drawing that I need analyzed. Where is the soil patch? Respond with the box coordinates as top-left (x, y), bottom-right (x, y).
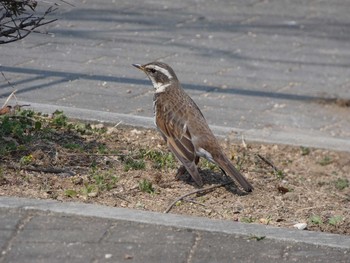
top-left (1, 113), bottom-right (349, 235)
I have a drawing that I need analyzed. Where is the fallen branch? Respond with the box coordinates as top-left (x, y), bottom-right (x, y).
top-left (164, 182), bottom-right (233, 213)
top-left (183, 197), bottom-right (207, 208)
top-left (7, 164), bottom-right (75, 176)
top-left (1, 88), bottom-right (18, 109)
top-left (64, 152), bottom-right (127, 157)
top-left (0, 73), bottom-right (30, 114)
top-left (256, 153), bottom-right (279, 173)
top-left (113, 193), bottom-right (130, 203)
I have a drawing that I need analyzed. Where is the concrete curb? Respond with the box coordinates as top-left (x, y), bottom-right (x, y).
top-left (0, 196), bottom-right (349, 250)
top-left (21, 101), bottom-right (350, 153)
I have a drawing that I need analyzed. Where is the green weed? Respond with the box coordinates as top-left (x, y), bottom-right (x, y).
top-left (240, 217), bottom-right (255, 223)
top-left (97, 144), bottom-right (109, 154)
top-left (19, 154), bottom-right (34, 165)
top-left (141, 149), bottom-right (176, 169)
top-left (309, 215), bottom-right (323, 225)
top-left (52, 110), bottom-right (68, 128)
top-left (318, 156), bottom-right (333, 166)
top-left (200, 159), bottom-right (219, 171)
top-left (0, 109), bottom-right (37, 154)
top-left (139, 179), bottom-right (154, 194)
top-left (334, 178), bottom-right (349, 190)
top-left (81, 183), bottom-right (97, 197)
top-left (300, 146), bottom-right (310, 156)
top-left (91, 170), bottom-right (118, 191)
top-left (276, 169), bottom-right (285, 179)
top-left (124, 158), bottom-right (145, 172)
top-left (64, 189), bottom-right (78, 198)
top-left (328, 216), bottom-right (343, 226)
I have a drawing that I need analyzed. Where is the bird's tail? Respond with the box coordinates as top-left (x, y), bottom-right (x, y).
top-left (215, 155), bottom-right (253, 192)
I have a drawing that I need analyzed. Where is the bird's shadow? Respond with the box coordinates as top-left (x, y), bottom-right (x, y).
top-left (176, 168), bottom-right (247, 196)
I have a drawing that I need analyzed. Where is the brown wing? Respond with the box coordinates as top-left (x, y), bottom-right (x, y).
top-left (155, 101), bottom-right (195, 160)
top-left (155, 101), bottom-right (203, 186)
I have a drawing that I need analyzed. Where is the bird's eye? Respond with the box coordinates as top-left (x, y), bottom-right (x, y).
top-left (149, 68), bottom-right (156, 73)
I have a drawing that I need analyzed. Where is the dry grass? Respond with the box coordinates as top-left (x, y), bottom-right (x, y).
top-left (0, 110), bottom-right (349, 235)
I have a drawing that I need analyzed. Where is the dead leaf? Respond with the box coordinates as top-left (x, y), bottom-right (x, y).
top-left (0, 105), bottom-right (12, 115)
top-left (277, 185), bottom-right (290, 194)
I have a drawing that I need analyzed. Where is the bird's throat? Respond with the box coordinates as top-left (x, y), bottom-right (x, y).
top-left (153, 82), bottom-right (171, 93)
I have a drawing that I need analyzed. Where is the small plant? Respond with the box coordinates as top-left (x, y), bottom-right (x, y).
top-left (141, 149), bottom-right (176, 170)
top-left (139, 179), bottom-right (154, 194)
top-left (300, 146), bottom-right (310, 156)
top-left (200, 159), bottom-right (219, 171)
top-left (334, 178), bottom-right (349, 190)
top-left (309, 215), bottom-right (323, 225)
top-left (240, 217), bottom-right (255, 223)
top-left (175, 200), bottom-right (183, 206)
top-left (19, 154), bottom-right (34, 165)
top-left (317, 156), bottom-right (333, 166)
top-left (276, 170), bottom-right (285, 179)
top-left (64, 189), bottom-right (78, 198)
top-left (328, 216), bottom-right (343, 226)
top-left (91, 170), bottom-right (118, 191)
top-left (260, 216), bottom-right (272, 225)
top-left (52, 110), bottom-right (68, 128)
top-left (81, 183), bottom-right (98, 198)
top-left (74, 123), bottom-right (89, 135)
top-left (97, 144), bottom-right (109, 154)
top-left (124, 158), bottom-right (145, 172)
top-left (0, 109), bottom-right (36, 149)
top-left (0, 109), bottom-right (56, 155)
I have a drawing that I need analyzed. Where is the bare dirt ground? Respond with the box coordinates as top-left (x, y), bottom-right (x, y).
top-left (0, 111), bottom-right (349, 235)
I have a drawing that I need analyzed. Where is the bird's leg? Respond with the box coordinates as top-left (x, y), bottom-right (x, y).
top-left (220, 167), bottom-right (227, 177)
top-left (195, 156), bottom-right (200, 165)
top-left (175, 156), bottom-right (200, 180)
top-left (175, 165), bottom-right (187, 180)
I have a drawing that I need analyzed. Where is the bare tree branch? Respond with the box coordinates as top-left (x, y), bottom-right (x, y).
top-left (0, 0), bottom-right (60, 44)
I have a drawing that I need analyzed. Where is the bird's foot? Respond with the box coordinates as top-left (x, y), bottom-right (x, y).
top-left (175, 165), bottom-right (188, 181)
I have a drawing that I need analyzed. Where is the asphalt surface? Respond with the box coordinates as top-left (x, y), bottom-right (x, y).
top-left (1, 0), bottom-right (350, 262)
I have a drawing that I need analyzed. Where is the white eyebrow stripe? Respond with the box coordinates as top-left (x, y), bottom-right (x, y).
top-left (146, 65), bottom-right (173, 79)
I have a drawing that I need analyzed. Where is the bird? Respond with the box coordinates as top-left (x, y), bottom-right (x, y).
top-left (132, 61), bottom-right (253, 192)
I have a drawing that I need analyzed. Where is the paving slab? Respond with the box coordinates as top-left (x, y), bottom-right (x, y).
top-left (1, 1), bottom-right (350, 262)
top-left (0, 0), bottom-right (349, 152)
top-left (0, 197), bottom-right (349, 263)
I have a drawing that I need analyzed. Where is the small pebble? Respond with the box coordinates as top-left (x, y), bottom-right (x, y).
top-left (293, 223), bottom-right (307, 230)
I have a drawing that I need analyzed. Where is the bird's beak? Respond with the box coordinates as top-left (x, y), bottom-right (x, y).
top-left (132, 64), bottom-right (144, 71)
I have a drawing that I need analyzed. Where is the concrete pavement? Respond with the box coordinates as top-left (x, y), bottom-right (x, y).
top-left (0, 0), bottom-right (349, 151)
top-left (1, 0), bottom-right (350, 262)
top-left (0, 197), bottom-right (349, 263)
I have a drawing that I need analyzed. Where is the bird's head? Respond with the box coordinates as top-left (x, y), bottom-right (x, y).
top-left (133, 62), bottom-right (178, 93)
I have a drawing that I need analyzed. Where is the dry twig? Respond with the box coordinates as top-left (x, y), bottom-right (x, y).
top-left (7, 164), bottom-right (75, 176)
top-left (256, 153), bottom-right (279, 173)
top-left (241, 135), bottom-right (247, 149)
top-left (0, 74), bottom-right (30, 112)
top-left (1, 88), bottom-right (18, 109)
top-left (0, 1), bottom-right (58, 44)
top-left (183, 197), bottom-right (207, 207)
top-left (164, 182), bottom-right (233, 213)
